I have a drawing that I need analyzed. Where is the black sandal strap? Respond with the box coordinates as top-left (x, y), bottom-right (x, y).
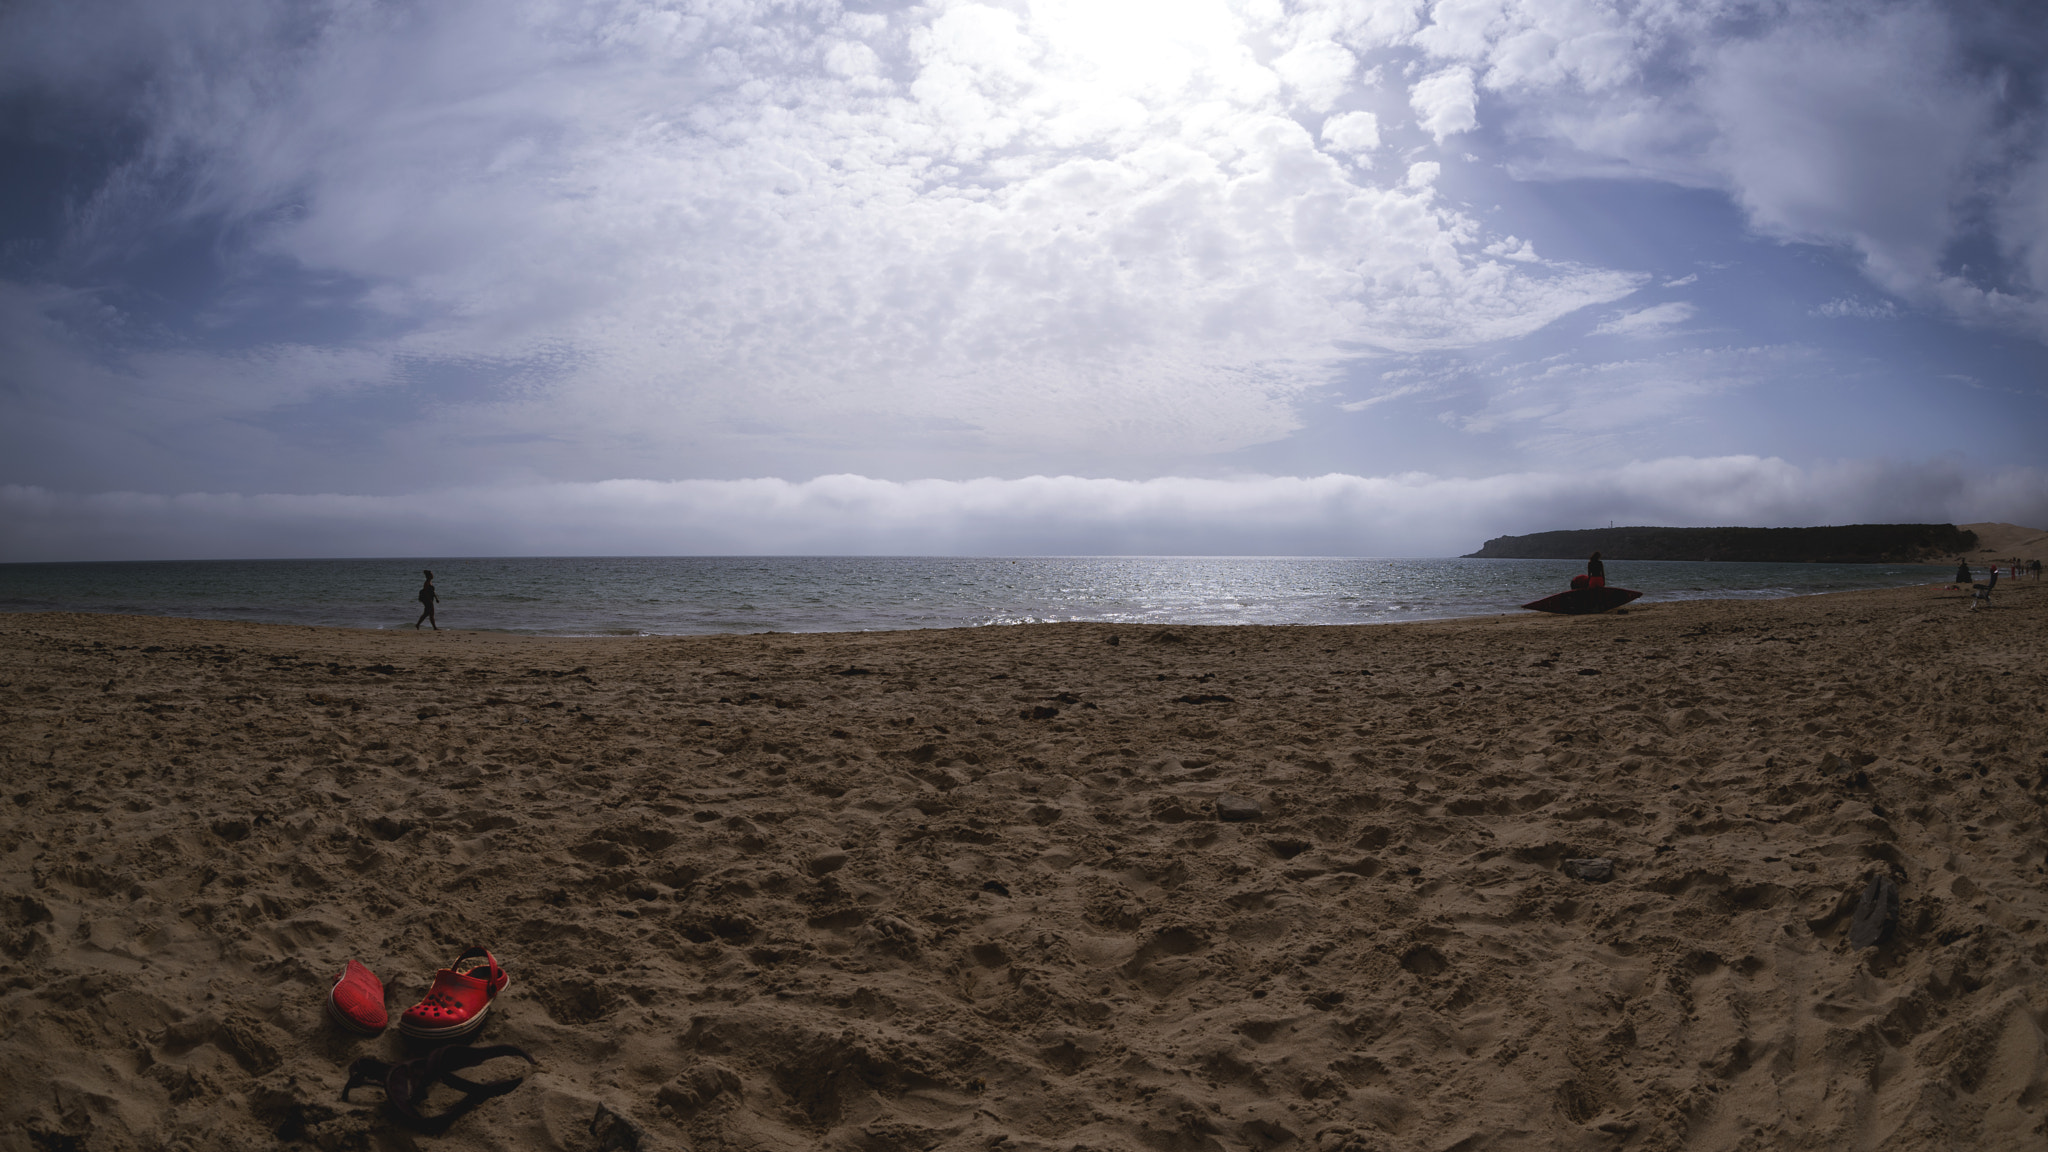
top-left (340, 1044), bottom-right (537, 1133)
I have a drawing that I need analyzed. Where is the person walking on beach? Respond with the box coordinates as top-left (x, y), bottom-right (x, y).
top-left (1586, 551), bottom-right (1606, 588)
top-left (415, 570), bottom-right (439, 631)
top-left (1955, 559), bottom-right (1972, 585)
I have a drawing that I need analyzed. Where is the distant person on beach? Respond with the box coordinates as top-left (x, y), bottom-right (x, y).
top-left (1586, 551), bottom-right (1606, 588)
top-left (415, 570), bottom-right (439, 631)
top-left (1955, 560), bottom-right (1971, 585)
top-left (1971, 566), bottom-right (1998, 611)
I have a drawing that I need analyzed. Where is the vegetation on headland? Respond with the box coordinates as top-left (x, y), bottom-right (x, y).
top-left (1464, 524), bottom-right (1978, 563)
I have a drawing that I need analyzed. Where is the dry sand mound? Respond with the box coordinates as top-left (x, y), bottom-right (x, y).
top-left (1961, 523), bottom-right (2048, 564)
top-left (4, 579), bottom-right (2047, 1151)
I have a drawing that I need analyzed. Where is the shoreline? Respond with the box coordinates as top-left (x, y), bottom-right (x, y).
top-left (0, 555), bottom-right (1967, 639)
top-left (5, 579), bottom-right (2047, 1149)
top-left (0, 567), bottom-right (1972, 641)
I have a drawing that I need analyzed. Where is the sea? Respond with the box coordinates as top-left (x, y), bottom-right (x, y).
top-left (0, 556), bottom-right (1955, 636)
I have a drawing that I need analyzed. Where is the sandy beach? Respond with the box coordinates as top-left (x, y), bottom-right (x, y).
top-left (5, 573), bottom-right (2047, 1151)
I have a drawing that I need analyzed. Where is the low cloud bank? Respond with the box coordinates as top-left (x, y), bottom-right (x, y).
top-left (3, 457), bottom-right (2040, 563)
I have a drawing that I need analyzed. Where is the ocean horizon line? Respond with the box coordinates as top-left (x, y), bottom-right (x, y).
top-left (0, 555), bottom-right (1955, 639)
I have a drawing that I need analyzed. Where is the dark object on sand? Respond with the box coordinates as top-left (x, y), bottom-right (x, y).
top-left (342, 1044), bottom-right (535, 1134)
top-left (1523, 587), bottom-right (1644, 615)
top-left (590, 1102), bottom-right (644, 1151)
top-left (805, 850), bottom-right (850, 876)
top-left (1849, 876), bottom-right (1899, 949)
top-left (1215, 794), bottom-right (1264, 822)
top-left (1564, 858), bottom-right (1613, 882)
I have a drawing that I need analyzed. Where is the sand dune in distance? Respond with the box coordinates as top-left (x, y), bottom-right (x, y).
top-left (1961, 522), bottom-right (2048, 563)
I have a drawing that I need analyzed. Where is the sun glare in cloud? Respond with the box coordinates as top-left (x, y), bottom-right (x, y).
top-left (1030, 0), bottom-right (1252, 101)
top-left (1, 0), bottom-right (2045, 553)
top-left (264, 0), bottom-right (1636, 471)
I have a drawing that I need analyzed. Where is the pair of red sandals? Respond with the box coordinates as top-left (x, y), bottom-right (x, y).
top-left (327, 947), bottom-right (510, 1040)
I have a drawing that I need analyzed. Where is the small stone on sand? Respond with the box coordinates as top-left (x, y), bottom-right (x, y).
top-left (1565, 858), bottom-right (1613, 882)
top-left (1215, 793), bottom-right (1263, 822)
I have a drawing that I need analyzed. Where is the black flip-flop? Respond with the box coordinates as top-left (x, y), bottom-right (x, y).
top-left (342, 1043), bottom-right (536, 1134)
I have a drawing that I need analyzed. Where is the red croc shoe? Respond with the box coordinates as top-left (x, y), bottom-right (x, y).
top-left (399, 948), bottom-right (511, 1041)
top-left (328, 959), bottom-right (389, 1036)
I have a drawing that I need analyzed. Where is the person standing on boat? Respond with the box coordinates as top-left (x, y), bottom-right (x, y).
top-left (415, 570), bottom-right (440, 631)
top-left (1586, 551), bottom-right (1606, 588)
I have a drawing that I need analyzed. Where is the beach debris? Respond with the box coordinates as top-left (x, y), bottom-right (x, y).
top-left (1216, 793), bottom-right (1264, 822)
top-left (805, 850), bottom-right (850, 876)
top-left (1175, 693), bottom-right (1235, 705)
top-left (1021, 705), bottom-right (1060, 720)
top-left (1849, 876), bottom-right (1899, 950)
top-left (589, 1102), bottom-right (644, 1150)
top-left (835, 666), bottom-right (873, 676)
top-left (1564, 858), bottom-right (1613, 882)
top-left (1106, 634), bottom-right (1120, 646)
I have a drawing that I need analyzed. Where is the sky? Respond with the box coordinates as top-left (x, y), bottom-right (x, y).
top-left (2, 0), bottom-right (2045, 560)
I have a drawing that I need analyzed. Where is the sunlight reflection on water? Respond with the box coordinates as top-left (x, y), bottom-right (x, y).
top-left (0, 556), bottom-right (1950, 636)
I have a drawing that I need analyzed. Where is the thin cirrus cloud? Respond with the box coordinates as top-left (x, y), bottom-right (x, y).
top-left (1592, 302), bottom-right (1698, 337)
top-left (1813, 298), bottom-right (1901, 321)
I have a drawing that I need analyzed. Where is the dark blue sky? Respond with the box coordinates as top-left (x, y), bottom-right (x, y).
top-left (2, 0), bottom-right (2044, 559)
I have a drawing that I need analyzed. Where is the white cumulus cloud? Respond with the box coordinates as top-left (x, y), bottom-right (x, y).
top-left (1410, 64), bottom-right (1479, 141)
top-left (1439, 0), bottom-right (2048, 338)
top-left (1320, 109), bottom-right (1381, 155)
